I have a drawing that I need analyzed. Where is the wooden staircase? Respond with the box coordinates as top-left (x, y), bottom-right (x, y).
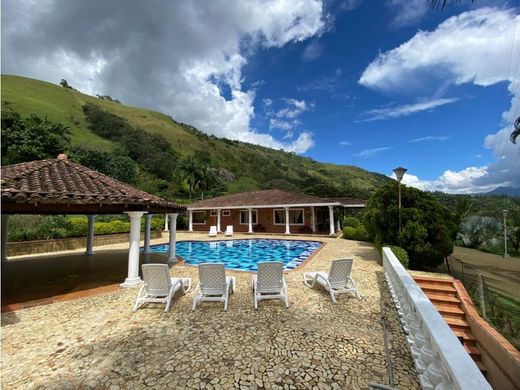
top-left (412, 275), bottom-right (488, 376)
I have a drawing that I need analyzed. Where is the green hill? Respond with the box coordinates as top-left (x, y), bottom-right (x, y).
top-left (1, 74), bottom-right (390, 202)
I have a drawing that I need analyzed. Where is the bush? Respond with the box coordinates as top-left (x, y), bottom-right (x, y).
top-left (387, 245), bottom-right (409, 268)
top-left (343, 225), bottom-right (370, 242)
top-left (344, 216), bottom-right (361, 228)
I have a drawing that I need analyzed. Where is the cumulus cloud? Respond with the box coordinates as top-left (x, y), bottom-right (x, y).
top-left (361, 7), bottom-right (520, 192)
top-left (354, 147), bottom-right (391, 157)
top-left (360, 98), bottom-right (458, 121)
top-left (1, 0), bottom-right (325, 153)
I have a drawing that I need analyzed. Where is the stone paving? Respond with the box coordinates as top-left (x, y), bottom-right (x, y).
top-left (1, 234), bottom-right (421, 389)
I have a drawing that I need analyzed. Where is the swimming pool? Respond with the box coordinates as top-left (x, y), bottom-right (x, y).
top-left (146, 239), bottom-right (322, 271)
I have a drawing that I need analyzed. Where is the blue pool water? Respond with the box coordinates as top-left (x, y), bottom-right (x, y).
top-left (146, 239), bottom-right (322, 271)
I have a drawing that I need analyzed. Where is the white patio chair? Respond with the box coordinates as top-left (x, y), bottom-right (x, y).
top-left (303, 258), bottom-right (360, 303)
top-left (252, 261), bottom-right (289, 309)
top-left (208, 225), bottom-right (218, 237)
top-left (224, 225), bottom-right (233, 237)
top-left (133, 263), bottom-right (192, 312)
top-left (192, 263), bottom-right (235, 311)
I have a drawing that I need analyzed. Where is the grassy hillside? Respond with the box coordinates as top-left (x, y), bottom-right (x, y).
top-left (1, 74), bottom-right (390, 201)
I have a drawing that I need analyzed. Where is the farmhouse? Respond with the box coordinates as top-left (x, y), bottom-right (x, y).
top-left (186, 189), bottom-right (365, 235)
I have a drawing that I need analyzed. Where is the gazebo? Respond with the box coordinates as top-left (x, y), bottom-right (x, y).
top-left (0, 154), bottom-right (185, 287)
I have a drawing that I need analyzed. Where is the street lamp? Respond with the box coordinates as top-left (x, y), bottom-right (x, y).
top-left (503, 209), bottom-right (509, 258)
top-left (393, 166), bottom-right (407, 233)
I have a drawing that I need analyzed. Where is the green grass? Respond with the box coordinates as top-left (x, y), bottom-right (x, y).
top-left (1, 74), bottom-right (390, 198)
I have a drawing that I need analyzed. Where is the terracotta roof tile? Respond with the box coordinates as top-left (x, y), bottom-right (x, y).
top-left (188, 189), bottom-right (365, 209)
top-left (1, 156), bottom-right (184, 214)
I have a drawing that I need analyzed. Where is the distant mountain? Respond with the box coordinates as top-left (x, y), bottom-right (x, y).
top-left (484, 186), bottom-right (520, 197)
top-left (1, 74), bottom-right (391, 202)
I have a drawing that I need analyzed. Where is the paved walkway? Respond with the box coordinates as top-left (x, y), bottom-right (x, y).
top-left (1, 234), bottom-right (420, 389)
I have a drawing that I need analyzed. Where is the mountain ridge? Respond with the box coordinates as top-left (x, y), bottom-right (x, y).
top-left (1, 74), bottom-right (390, 202)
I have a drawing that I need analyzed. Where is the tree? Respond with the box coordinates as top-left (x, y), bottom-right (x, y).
top-left (1, 111), bottom-right (71, 165)
top-left (457, 215), bottom-right (501, 249)
top-left (180, 155), bottom-right (202, 201)
top-left (365, 182), bottom-right (457, 269)
top-left (59, 79), bottom-right (74, 89)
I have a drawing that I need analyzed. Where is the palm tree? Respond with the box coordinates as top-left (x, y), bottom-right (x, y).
top-left (180, 155), bottom-right (201, 201)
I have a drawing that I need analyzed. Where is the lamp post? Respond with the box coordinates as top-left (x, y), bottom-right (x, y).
top-left (393, 166), bottom-right (407, 233)
top-left (503, 209), bottom-right (509, 258)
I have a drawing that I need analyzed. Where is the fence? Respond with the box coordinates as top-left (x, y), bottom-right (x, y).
top-left (446, 255), bottom-right (520, 350)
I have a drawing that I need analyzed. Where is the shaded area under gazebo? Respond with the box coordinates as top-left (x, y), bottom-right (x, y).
top-left (1, 249), bottom-right (170, 311)
top-left (1, 155), bottom-right (185, 308)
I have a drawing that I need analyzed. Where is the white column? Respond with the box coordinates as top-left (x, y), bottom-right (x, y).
top-left (1, 215), bottom-right (10, 261)
top-left (329, 206), bottom-right (335, 236)
top-left (336, 219), bottom-right (341, 232)
top-left (311, 207), bottom-right (316, 233)
top-left (144, 214), bottom-right (152, 254)
top-left (168, 213), bottom-right (179, 262)
top-left (217, 209), bottom-right (221, 232)
top-left (164, 214), bottom-right (169, 232)
top-left (86, 215), bottom-right (96, 256)
top-left (122, 211), bottom-right (147, 287)
top-left (188, 210), bottom-right (193, 232)
top-left (285, 207), bottom-right (291, 235)
top-left (248, 208), bottom-right (253, 233)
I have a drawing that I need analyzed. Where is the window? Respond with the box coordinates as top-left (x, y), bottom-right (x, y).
top-left (222, 210), bottom-right (230, 217)
top-left (274, 209), bottom-right (304, 225)
top-left (240, 209), bottom-right (258, 225)
top-left (210, 210), bottom-right (217, 217)
top-left (192, 211), bottom-right (206, 224)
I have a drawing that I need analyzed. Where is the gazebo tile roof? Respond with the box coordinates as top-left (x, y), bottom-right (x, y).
top-left (1, 155), bottom-right (184, 214)
top-left (188, 189), bottom-right (365, 209)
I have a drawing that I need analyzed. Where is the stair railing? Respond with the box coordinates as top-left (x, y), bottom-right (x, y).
top-left (382, 247), bottom-right (491, 390)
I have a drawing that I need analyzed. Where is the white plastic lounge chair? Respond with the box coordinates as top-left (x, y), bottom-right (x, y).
top-left (133, 263), bottom-right (192, 312)
top-left (208, 225), bottom-right (218, 237)
top-left (224, 225), bottom-right (233, 237)
top-left (252, 261), bottom-right (289, 309)
top-left (303, 258), bottom-right (360, 303)
top-left (192, 263), bottom-right (235, 311)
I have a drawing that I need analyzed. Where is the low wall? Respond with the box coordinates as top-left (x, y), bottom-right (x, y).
top-left (453, 280), bottom-right (520, 390)
top-left (6, 230), bottom-right (163, 257)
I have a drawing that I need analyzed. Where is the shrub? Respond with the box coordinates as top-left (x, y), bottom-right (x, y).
top-left (343, 225), bottom-right (370, 242)
top-left (344, 216), bottom-right (361, 228)
top-left (387, 245), bottom-right (409, 268)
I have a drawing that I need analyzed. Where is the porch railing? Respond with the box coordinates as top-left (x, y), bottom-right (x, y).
top-left (383, 247), bottom-right (491, 390)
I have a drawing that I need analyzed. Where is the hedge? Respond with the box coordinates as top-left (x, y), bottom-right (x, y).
top-left (344, 216), bottom-right (361, 228)
top-left (387, 245), bottom-right (410, 269)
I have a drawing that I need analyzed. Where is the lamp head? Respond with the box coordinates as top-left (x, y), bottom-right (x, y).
top-left (502, 209), bottom-right (508, 218)
top-left (393, 166), bottom-right (407, 182)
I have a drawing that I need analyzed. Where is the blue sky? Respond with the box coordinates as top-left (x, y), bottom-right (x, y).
top-left (2, 0), bottom-right (519, 193)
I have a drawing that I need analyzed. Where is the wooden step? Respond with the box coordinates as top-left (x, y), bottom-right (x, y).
top-left (444, 316), bottom-right (470, 331)
top-left (475, 360), bottom-right (488, 377)
top-left (452, 329), bottom-right (476, 346)
top-left (417, 282), bottom-right (457, 296)
top-left (433, 303), bottom-right (466, 319)
top-left (465, 344), bottom-right (482, 362)
top-left (413, 276), bottom-right (454, 285)
top-left (426, 293), bottom-right (461, 305)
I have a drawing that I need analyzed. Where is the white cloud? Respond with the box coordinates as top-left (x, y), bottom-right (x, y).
top-left (339, 141), bottom-right (352, 146)
top-left (354, 147), bottom-right (391, 157)
top-left (360, 98), bottom-right (458, 121)
top-left (263, 98), bottom-right (273, 107)
top-left (387, 0), bottom-right (429, 27)
top-left (361, 7), bottom-right (520, 192)
top-left (302, 41), bottom-right (323, 61)
top-left (276, 98), bottom-right (312, 118)
top-left (409, 135), bottom-right (450, 143)
top-left (1, 0), bottom-right (325, 154)
top-left (269, 118), bottom-right (300, 130)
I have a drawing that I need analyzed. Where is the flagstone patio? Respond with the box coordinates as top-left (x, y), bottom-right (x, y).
top-left (1, 234), bottom-right (420, 389)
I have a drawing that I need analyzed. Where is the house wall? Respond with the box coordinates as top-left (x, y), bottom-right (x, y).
top-left (191, 207), bottom-right (331, 234)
